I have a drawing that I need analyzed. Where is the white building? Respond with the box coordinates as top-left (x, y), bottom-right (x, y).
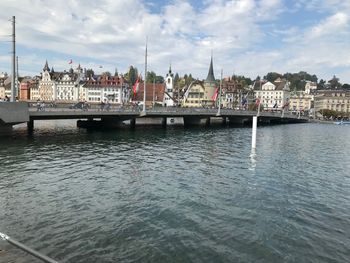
top-left (82, 74), bottom-right (129, 104)
top-left (254, 78), bottom-right (290, 109)
top-left (163, 66), bottom-right (175, 107)
top-left (55, 65), bottom-right (84, 102)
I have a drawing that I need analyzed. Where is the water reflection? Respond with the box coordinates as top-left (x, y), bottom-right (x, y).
top-left (249, 148), bottom-right (257, 171)
top-left (0, 123), bottom-right (350, 263)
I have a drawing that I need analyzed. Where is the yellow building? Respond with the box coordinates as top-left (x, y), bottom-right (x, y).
top-left (289, 91), bottom-right (313, 111)
top-left (182, 80), bottom-right (205, 107)
top-left (182, 57), bottom-right (217, 107)
top-left (314, 90), bottom-right (350, 115)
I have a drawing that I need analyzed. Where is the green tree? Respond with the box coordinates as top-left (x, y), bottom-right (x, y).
top-left (102, 71), bottom-right (111, 77)
top-left (124, 66), bottom-right (138, 85)
top-left (328, 75), bottom-right (342, 89)
top-left (342, 83), bottom-right (350, 90)
top-left (318, 79), bottom-right (326, 89)
top-left (174, 73), bottom-right (180, 86)
top-left (146, 71), bottom-right (164, 83)
top-left (86, 69), bottom-right (94, 78)
top-left (264, 72), bottom-right (282, 82)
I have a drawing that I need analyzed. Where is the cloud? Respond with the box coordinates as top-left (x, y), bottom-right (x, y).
top-left (308, 12), bottom-right (349, 39)
top-left (0, 0), bottom-right (349, 83)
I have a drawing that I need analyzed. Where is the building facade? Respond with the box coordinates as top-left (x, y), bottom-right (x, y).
top-left (314, 90), bottom-right (350, 115)
top-left (182, 56), bottom-right (217, 107)
top-left (163, 66), bottom-right (175, 107)
top-left (254, 78), bottom-right (290, 109)
top-left (83, 74), bottom-right (129, 104)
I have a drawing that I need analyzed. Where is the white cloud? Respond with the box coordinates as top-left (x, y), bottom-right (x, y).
top-left (0, 0), bottom-right (349, 83)
top-left (308, 12), bottom-right (349, 39)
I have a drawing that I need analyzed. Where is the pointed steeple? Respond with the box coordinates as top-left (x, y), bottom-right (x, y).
top-left (206, 55), bottom-right (215, 82)
top-left (167, 63), bottom-right (173, 77)
top-left (43, 60), bottom-right (50, 72)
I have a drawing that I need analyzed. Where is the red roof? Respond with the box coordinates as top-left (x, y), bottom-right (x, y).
top-left (133, 82), bottom-right (165, 102)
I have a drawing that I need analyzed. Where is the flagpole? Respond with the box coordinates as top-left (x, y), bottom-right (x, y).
top-left (142, 37), bottom-right (148, 114)
top-left (153, 78), bottom-right (155, 108)
top-left (217, 69), bottom-right (223, 116)
top-left (11, 16), bottom-right (16, 102)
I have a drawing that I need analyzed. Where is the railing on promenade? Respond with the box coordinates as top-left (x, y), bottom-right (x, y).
top-left (27, 102), bottom-right (307, 120)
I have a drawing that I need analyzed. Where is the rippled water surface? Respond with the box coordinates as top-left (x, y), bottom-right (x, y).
top-left (0, 121), bottom-right (349, 262)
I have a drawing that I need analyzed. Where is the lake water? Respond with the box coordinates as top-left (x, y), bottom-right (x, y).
top-left (0, 121), bottom-right (349, 262)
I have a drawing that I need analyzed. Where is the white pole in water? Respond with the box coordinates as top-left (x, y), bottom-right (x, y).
top-left (0, 232), bottom-right (59, 263)
top-left (252, 116), bottom-right (257, 149)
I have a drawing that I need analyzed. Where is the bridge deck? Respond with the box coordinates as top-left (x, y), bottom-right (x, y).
top-left (28, 107), bottom-right (308, 121)
top-left (0, 103), bottom-right (309, 125)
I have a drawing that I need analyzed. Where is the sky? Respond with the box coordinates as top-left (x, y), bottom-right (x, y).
top-left (0, 0), bottom-right (349, 83)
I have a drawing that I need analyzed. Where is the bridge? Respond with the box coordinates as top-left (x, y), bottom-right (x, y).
top-left (0, 102), bottom-right (309, 130)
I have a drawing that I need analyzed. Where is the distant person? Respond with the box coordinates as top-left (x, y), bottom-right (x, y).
top-left (105, 100), bottom-right (111, 111)
top-left (100, 101), bottom-right (105, 111)
top-left (5, 95), bottom-right (9, 102)
top-left (41, 101), bottom-right (46, 111)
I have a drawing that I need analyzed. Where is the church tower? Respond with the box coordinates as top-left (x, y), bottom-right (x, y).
top-left (164, 65), bottom-right (174, 107)
top-left (204, 55), bottom-right (217, 107)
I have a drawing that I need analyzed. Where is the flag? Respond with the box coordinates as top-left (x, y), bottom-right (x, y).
top-left (255, 98), bottom-right (260, 106)
top-left (68, 59), bottom-right (73, 64)
top-left (132, 75), bottom-right (140, 97)
top-left (212, 86), bottom-right (219, 101)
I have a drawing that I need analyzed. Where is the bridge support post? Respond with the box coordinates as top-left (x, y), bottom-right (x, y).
top-left (205, 117), bottom-right (210, 127)
top-left (222, 117), bottom-right (227, 126)
top-left (161, 117), bottom-right (167, 128)
top-left (130, 118), bottom-right (136, 129)
top-left (27, 119), bottom-right (34, 131)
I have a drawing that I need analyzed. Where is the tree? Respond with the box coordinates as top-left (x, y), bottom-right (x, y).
top-left (86, 69), bottom-right (94, 78)
top-left (124, 66), bottom-right (138, 86)
top-left (328, 75), bottom-right (342, 89)
top-left (342, 83), bottom-right (350, 90)
top-left (318, 79), bottom-right (326, 89)
top-left (102, 71), bottom-right (111, 77)
top-left (264, 72), bottom-right (282, 82)
top-left (174, 73), bottom-right (180, 86)
top-left (146, 71), bottom-right (164, 84)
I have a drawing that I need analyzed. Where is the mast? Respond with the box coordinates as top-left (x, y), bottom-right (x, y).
top-left (153, 78), bottom-right (155, 107)
top-left (16, 55), bottom-right (18, 99)
top-left (142, 37), bottom-right (147, 113)
top-left (11, 16), bottom-right (16, 102)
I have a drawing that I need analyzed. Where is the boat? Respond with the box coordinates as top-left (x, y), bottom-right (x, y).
top-left (333, 120), bottom-right (350, 125)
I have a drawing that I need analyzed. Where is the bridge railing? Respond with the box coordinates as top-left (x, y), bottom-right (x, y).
top-left (27, 102), bottom-right (308, 119)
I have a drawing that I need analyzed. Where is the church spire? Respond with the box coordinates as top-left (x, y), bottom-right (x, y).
top-left (206, 55), bottom-right (215, 82)
top-left (43, 60), bottom-right (50, 72)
